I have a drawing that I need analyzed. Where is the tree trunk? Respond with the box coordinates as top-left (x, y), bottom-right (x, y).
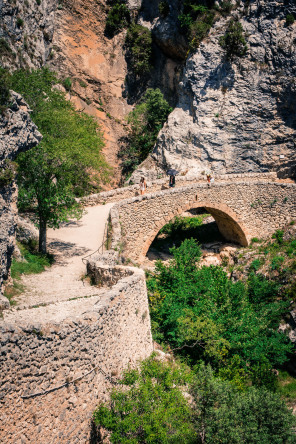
top-left (39, 217), bottom-right (47, 254)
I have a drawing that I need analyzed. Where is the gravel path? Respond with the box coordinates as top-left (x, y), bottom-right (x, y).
top-left (3, 204), bottom-right (113, 317)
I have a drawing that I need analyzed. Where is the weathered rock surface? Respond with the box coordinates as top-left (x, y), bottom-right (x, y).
top-left (0, 92), bottom-right (41, 307)
top-left (0, 0), bottom-right (56, 68)
top-left (143, 0), bottom-right (296, 179)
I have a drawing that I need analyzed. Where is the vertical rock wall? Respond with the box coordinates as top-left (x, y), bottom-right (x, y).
top-left (152, 0), bottom-right (296, 178)
top-left (0, 92), bottom-right (41, 307)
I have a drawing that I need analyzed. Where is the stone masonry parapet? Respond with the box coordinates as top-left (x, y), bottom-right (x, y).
top-left (80, 172), bottom-right (278, 206)
top-left (0, 262), bottom-right (153, 442)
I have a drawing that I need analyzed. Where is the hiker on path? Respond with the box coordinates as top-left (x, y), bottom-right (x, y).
top-left (140, 177), bottom-right (147, 195)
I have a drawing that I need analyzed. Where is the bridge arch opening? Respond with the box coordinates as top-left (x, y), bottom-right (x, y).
top-left (143, 201), bottom-right (249, 260)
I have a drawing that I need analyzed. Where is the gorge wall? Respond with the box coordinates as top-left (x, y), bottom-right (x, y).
top-left (0, 92), bottom-right (41, 308)
top-left (2, 0), bottom-right (295, 183)
top-left (138, 0), bottom-right (296, 179)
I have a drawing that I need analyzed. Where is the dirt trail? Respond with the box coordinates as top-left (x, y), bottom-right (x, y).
top-left (4, 204), bottom-right (113, 315)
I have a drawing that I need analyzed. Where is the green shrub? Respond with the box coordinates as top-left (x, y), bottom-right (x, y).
top-left (147, 238), bottom-right (292, 383)
top-left (219, 18), bottom-right (247, 60)
top-left (36, 0), bottom-right (41, 5)
top-left (192, 363), bottom-right (296, 444)
top-left (271, 255), bottom-right (285, 271)
top-left (93, 355), bottom-right (194, 443)
top-left (0, 38), bottom-right (13, 56)
top-left (286, 14), bottom-right (295, 26)
top-left (63, 77), bottom-right (72, 91)
top-left (125, 24), bottom-right (153, 76)
top-left (16, 17), bottom-right (24, 28)
top-left (159, 0), bottom-right (170, 17)
top-left (272, 229), bottom-right (284, 245)
top-left (105, 2), bottom-right (130, 37)
top-left (249, 258), bottom-right (261, 271)
top-left (178, 2), bottom-right (215, 50)
top-left (119, 88), bottom-right (172, 175)
top-left (219, 0), bottom-right (233, 14)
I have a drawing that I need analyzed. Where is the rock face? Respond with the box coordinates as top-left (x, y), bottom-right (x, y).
top-left (146, 0), bottom-right (296, 179)
top-left (0, 92), bottom-right (41, 307)
top-left (0, 0), bottom-right (56, 68)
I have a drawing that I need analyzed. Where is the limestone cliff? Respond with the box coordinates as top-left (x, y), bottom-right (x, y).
top-left (0, 92), bottom-right (41, 308)
top-left (140, 0), bottom-right (296, 179)
top-left (0, 0), bottom-right (56, 68)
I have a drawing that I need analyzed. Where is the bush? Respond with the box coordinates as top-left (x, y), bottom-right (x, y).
top-left (105, 2), bottom-right (130, 37)
top-left (272, 229), bottom-right (284, 245)
top-left (191, 363), bottom-right (296, 444)
top-left (178, 3), bottom-right (215, 50)
top-left (286, 14), bottom-right (295, 26)
top-left (16, 17), bottom-right (24, 28)
top-left (147, 238), bottom-right (292, 383)
top-left (62, 77), bottom-right (72, 91)
top-left (219, 19), bottom-right (247, 60)
top-left (125, 24), bottom-right (153, 77)
top-left (93, 355), bottom-right (194, 443)
top-left (0, 38), bottom-right (13, 56)
top-left (219, 0), bottom-right (233, 14)
top-left (119, 88), bottom-right (172, 175)
top-left (159, 0), bottom-right (170, 17)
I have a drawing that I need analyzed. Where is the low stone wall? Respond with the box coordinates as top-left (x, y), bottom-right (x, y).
top-left (0, 266), bottom-right (153, 443)
top-left (81, 172), bottom-right (278, 206)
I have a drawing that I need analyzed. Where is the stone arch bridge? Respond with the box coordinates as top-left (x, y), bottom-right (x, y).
top-left (111, 180), bottom-right (296, 262)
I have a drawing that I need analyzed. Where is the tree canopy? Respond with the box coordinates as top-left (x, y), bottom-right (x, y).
top-left (9, 68), bottom-right (109, 252)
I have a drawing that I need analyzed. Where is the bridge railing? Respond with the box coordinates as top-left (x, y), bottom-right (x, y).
top-left (80, 172), bottom-right (278, 207)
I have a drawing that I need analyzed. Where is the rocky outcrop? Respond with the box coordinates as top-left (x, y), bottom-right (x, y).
top-left (139, 0), bottom-right (296, 179)
top-left (0, 0), bottom-right (56, 69)
top-left (0, 92), bottom-right (41, 308)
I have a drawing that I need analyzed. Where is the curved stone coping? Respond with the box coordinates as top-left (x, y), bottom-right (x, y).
top-left (80, 172), bottom-right (278, 206)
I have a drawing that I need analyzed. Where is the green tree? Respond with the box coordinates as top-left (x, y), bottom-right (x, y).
top-left (119, 88), bottom-right (172, 175)
top-left (10, 68), bottom-right (109, 253)
top-left (219, 19), bottom-right (247, 60)
top-left (125, 24), bottom-right (153, 77)
top-left (191, 363), bottom-right (296, 444)
top-left (147, 239), bottom-right (292, 383)
top-left (93, 355), bottom-right (195, 443)
top-left (105, 1), bottom-right (130, 37)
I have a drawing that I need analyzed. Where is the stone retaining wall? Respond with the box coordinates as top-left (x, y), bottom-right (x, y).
top-left (81, 172), bottom-right (278, 206)
top-left (110, 181), bottom-right (296, 262)
top-left (0, 266), bottom-right (153, 443)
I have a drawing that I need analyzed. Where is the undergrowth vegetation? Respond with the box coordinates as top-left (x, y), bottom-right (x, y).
top-left (119, 88), bottom-right (172, 176)
top-left (147, 238), bottom-right (292, 389)
top-left (105, 0), bottom-right (130, 37)
top-left (125, 24), bottom-right (153, 77)
top-left (4, 241), bottom-right (53, 304)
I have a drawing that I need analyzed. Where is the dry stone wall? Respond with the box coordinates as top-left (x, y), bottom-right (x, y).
top-left (0, 266), bottom-right (153, 443)
top-left (112, 181), bottom-right (296, 262)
